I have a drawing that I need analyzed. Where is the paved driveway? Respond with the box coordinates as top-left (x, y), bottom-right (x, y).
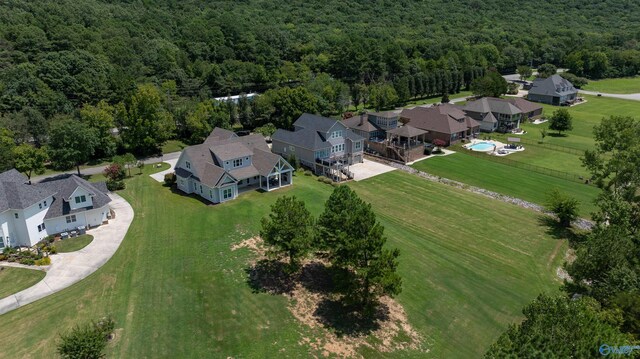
top-left (149, 158), bottom-right (178, 182)
top-left (579, 90), bottom-right (640, 101)
top-left (350, 159), bottom-right (396, 181)
top-left (0, 193), bottom-right (134, 315)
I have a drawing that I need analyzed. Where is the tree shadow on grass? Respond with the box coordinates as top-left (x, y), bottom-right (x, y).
top-left (313, 298), bottom-right (389, 338)
top-left (245, 259), bottom-right (295, 295)
top-left (548, 132), bottom-right (568, 137)
top-left (537, 215), bottom-right (588, 244)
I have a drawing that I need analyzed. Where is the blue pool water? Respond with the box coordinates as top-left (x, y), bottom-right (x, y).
top-left (468, 142), bottom-right (495, 151)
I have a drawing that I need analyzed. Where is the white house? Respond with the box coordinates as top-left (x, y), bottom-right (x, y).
top-left (175, 128), bottom-right (294, 204)
top-left (0, 169), bottom-right (112, 248)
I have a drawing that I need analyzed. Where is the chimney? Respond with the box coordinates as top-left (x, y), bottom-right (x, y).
top-left (359, 112), bottom-right (365, 126)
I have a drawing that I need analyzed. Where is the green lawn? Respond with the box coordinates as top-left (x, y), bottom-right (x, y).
top-left (0, 166), bottom-right (566, 358)
top-left (347, 91), bottom-right (472, 112)
top-left (412, 152), bottom-right (599, 217)
top-left (582, 77), bottom-right (640, 94)
top-left (161, 139), bottom-right (188, 154)
top-left (0, 267), bottom-right (45, 299)
top-left (54, 235), bottom-right (94, 253)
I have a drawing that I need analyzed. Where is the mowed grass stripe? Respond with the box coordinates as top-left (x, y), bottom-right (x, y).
top-left (0, 169), bottom-right (563, 359)
top-left (412, 151), bottom-right (599, 217)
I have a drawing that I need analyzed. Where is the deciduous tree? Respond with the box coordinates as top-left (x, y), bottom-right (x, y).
top-left (549, 108), bottom-right (573, 134)
top-left (12, 144), bottom-right (48, 184)
top-left (48, 119), bottom-right (99, 175)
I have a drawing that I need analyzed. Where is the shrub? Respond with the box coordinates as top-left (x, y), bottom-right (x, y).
top-left (19, 258), bottom-right (35, 265)
top-left (35, 257), bottom-right (51, 266)
top-left (432, 139), bottom-right (447, 148)
top-left (106, 179), bottom-right (125, 191)
top-left (103, 163), bottom-right (126, 182)
top-left (546, 189), bottom-right (579, 227)
top-left (164, 172), bottom-right (176, 186)
top-left (57, 317), bottom-right (115, 359)
top-left (287, 154), bottom-right (300, 170)
top-left (49, 246), bottom-right (58, 254)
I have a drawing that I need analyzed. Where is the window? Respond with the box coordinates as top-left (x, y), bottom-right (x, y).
top-left (39, 203), bottom-right (42, 209)
top-left (186, 161), bottom-right (191, 169)
top-left (330, 130), bottom-right (343, 139)
top-left (14, 213), bottom-right (18, 219)
top-left (200, 185), bottom-right (203, 193)
top-left (233, 158), bottom-right (243, 168)
top-left (0, 237), bottom-right (4, 249)
top-left (44, 200), bottom-right (47, 207)
top-left (66, 215), bottom-right (77, 223)
top-left (354, 141), bottom-right (362, 150)
top-left (222, 188), bottom-right (234, 200)
top-left (331, 143), bottom-right (345, 153)
top-left (37, 223), bottom-right (46, 232)
top-left (75, 195), bottom-right (87, 204)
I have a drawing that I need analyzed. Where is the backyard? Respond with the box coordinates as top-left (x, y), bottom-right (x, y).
top-left (0, 167), bottom-right (565, 358)
top-left (581, 77), bottom-right (640, 94)
top-left (0, 267), bottom-right (45, 300)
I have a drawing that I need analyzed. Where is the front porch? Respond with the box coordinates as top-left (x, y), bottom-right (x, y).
top-left (260, 157), bottom-right (294, 191)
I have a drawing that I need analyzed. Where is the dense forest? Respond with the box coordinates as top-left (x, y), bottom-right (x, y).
top-left (1, 0), bottom-right (640, 163)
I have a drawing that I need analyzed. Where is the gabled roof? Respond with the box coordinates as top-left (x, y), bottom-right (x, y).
top-left (465, 117), bottom-right (481, 128)
top-left (528, 74), bottom-right (577, 97)
top-left (0, 181), bottom-right (55, 213)
top-left (400, 105), bottom-right (470, 135)
top-left (177, 128), bottom-right (287, 187)
top-left (272, 128), bottom-right (332, 151)
top-left (0, 169), bottom-right (28, 184)
top-left (210, 142), bottom-right (253, 162)
top-left (463, 97), bottom-right (522, 115)
top-left (507, 97), bottom-right (543, 114)
top-left (204, 127), bottom-right (236, 145)
top-left (38, 175), bottom-right (111, 220)
top-left (368, 110), bottom-right (400, 118)
top-left (293, 113), bottom-right (342, 134)
top-left (483, 112), bottom-right (498, 123)
top-left (386, 125), bottom-right (428, 138)
top-left (342, 115), bottom-right (381, 133)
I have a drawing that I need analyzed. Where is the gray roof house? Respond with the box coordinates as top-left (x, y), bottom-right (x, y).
top-left (272, 113), bottom-right (364, 181)
top-left (527, 74), bottom-right (578, 106)
top-left (400, 104), bottom-right (480, 146)
top-left (0, 169), bottom-right (112, 248)
top-left (174, 128), bottom-right (293, 204)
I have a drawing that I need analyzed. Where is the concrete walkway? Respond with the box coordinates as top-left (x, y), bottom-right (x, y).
top-left (149, 158), bottom-right (178, 183)
top-left (0, 193), bottom-right (134, 315)
top-left (350, 159), bottom-right (396, 181)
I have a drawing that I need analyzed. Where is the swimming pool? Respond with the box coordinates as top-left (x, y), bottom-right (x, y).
top-left (467, 142), bottom-right (495, 151)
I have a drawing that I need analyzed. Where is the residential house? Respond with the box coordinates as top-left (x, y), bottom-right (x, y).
top-left (527, 74), bottom-right (578, 106)
top-left (506, 97), bottom-right (544, 119)
top-left (0, 169), bottom-right (112, 248)
top-left (462, 97), bottom-right (525, 132)
top-left (272, 113), bottom-right (364, 180)
top-left (343, 111), bottom-right (427, 163)
top-left (174, 128), bottom-right (293, 203)
top-left (400, 104), bottom-right (480, 146)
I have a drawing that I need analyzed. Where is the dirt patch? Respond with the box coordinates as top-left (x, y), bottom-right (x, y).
top-left (235, 236), bottom-right (427, 358)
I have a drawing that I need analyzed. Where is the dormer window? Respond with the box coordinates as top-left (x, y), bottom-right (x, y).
top-left (331, 130), bottom-right (343, 139)
top-left (75, 195), bottom-right (87, 204)
top-left (186, 161), bottom-right (191, 169)
top-left (233, 158), bottom-right (243, 168)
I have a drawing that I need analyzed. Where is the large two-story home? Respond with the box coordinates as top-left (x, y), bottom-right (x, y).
top-left (271, 114), bottom-right (364, 180)
top-left (0, 169), bottom-right (112, 248)
top-left (527, 74), bottom-right (578, 106)
top-left (400, 104), bottom-right (480, 146)
top-left (174, 128), bottom-right (293, 204)
top-left (343, 111), bottom-right (428, 163)
top-left (462, 97), bottom-right (543, 132)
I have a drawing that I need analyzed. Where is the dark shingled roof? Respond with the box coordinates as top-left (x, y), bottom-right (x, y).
top-left (38, 175), bottom-right (111, 220)
top-left (177, 128), bottom-right (290, 187)
top-left (272, 128), bottom-right (332, 151)
top-left (293, 113), bottom-right (340, 133)
top-left (0, 181), bottom-right (56, 212)
top-left (507, 97), bottom-right (544, 114)
top-left (528, 74), bottom-right (577, 97)
top-left (342, 115), bottom-right (381, 133)
top-left (462, 97), bottom-right (522, 115)
top-left (0, 169), bottom-right (28, 184)
top-left (386, 125), bottom-right (428, 138)
top-left (400, 104), bottom-right (471, 135)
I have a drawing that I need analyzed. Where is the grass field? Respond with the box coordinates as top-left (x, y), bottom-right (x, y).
top-left (582, 77), bottom-right (640, 94)
top-left (412, 152), bottom-right (599, 217)
top-left (0, 267), bottom-right (45, 299)
top-left (54, 235), bottom-right (94, 253)
top-left (0, 166), bottom-right (565, 358)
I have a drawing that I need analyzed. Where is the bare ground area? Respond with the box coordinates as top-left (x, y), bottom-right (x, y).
top-left (231, 237), bottom-right (427, 358)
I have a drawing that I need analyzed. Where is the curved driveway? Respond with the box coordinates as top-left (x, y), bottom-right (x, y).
top-left (0, 193), bottom-right (134, 315)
